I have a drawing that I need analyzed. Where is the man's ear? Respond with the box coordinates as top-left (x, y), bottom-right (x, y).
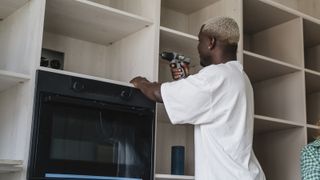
top-left (208, 37), bottom-right (216, 50)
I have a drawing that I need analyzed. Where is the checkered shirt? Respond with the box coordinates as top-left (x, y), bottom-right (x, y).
top-left (301, 139), bottom-right (320, 180)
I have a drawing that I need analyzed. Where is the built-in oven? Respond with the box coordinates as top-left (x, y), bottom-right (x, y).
top-left (28, 70), bottom-right (155, 180)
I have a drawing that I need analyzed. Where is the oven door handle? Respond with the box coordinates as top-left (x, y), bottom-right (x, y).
top-left (42, 94), bottom-right (152, 114)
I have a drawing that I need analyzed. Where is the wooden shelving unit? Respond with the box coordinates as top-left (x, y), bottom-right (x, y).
top-left (1, 0), bottom-right (320, 179)
top-left (0, 0), bottom-right (43, 178)
top-left (42, 0), bottom-right (157, 84)
top-left (303, 11), bottom-right (320, 130)
top-left (0, 0), bottom-right (158, 179)
top-left (244, 1), bottom-right (320, 179)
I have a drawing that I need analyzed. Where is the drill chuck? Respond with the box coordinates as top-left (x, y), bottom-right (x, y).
top-left (159, 51), bottom-right (191, 80)
top-left (160, 52), bottom-right (191, 64)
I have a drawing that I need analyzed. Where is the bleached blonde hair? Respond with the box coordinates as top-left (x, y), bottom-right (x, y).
top-left (202, 17), bottom-right (240, 45)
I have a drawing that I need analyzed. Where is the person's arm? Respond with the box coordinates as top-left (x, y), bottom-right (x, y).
top-left (130, 76), bottom-right (163, 103)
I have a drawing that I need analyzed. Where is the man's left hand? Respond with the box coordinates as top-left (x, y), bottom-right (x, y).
top-left (130, 76), bottom-right (150, 88)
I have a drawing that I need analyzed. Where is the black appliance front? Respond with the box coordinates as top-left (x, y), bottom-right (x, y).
top-left (28, 70), bottom-right (155, 180)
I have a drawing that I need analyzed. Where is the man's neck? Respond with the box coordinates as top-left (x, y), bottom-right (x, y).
top-left (212, 52), bottom-right (237, 64)
top-left (212, 41), bottom-right (237, 64)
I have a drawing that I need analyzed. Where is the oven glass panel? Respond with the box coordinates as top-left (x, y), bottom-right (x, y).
top-left (35, 94), bottom-right (153, 179)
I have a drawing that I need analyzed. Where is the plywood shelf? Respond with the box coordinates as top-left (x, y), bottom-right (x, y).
top-left (161, 0), bottom-right (219, 14)
top-left (307, 124), bottom-right (320, 129)
top-left (253, 71), bottom-right (305, 124)
top-left (0, 159), bottom-right (23, 173)
top-left (160, 27), bottom-right (198, 40)
top-left (44, 0), bottom-right (153, 46)
top-left (243, 1), bottom-right (304, 67)
top-left (0, 0), bottom-right (28, 20)
top-left (243, 0), bottom-right (298, 34)
top-left (254, 115), bottom-right (304, 135)
top-left (243, 51), bottom-right (301, 83)
top-left (0, 70), bottom-right (30, 92)
top-left (155, 174), bottom-right (194, 180)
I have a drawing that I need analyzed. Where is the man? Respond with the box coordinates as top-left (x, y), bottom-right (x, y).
top-left (130, 17), bottom-right (265, 180)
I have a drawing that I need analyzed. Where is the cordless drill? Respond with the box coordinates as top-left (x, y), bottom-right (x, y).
top-left (160, 51), bottom-right (191, 80)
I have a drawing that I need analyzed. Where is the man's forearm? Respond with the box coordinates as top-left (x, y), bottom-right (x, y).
top-left (138, 81), bottom-right (163, 103)
top-left (130, 76), bottom-right (164, 103)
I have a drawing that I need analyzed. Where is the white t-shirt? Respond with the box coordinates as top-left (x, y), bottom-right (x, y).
top-left (161, 61), bottom-right (266, 180)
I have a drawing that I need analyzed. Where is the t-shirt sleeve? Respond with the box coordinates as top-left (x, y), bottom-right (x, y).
top-left (161, 68), bottom-right (225, 125)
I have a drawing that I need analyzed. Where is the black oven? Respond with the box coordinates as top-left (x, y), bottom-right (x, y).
top-left (28, 70), bottom-right (155, 180)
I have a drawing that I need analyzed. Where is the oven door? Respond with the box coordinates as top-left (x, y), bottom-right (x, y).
top-left (29, 93), bottom-right (154, 180)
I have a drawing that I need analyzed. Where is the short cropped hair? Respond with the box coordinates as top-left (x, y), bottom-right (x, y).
top-left (202, 17), bottom-right (240, 45)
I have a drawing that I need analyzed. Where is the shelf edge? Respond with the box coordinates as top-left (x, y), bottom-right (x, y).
top-left (307, 124), bottom-right (320, 130)
top-left (258, 0), bottom-right (320, 25)
top-left (160, 26), bottom-right (198, 41)
top-left (254, 114), bottom-right (305, 127)
top-left (0, 70), bottom-right (30, 81)
top-left (305, 69), bottom-right (320, 77)
top-left (243, 50), bottom-right (302, 71)
top-left (77, 0), bottom-right (153, 24)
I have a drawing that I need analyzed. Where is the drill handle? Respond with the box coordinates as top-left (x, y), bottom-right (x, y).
top-left (170, 60), bottom-right (189, 80)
